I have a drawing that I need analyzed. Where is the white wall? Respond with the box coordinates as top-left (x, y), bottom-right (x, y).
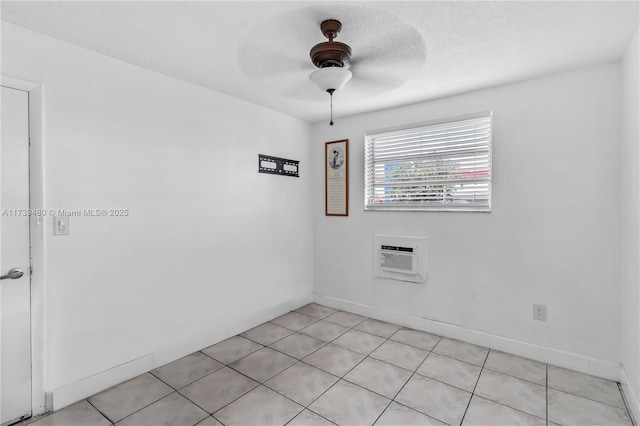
top-left (1, 22), bottom-right (313, 406)
top-left (313, 63), bottom-right (622, 370)
top-left (621, 27), bottom-right (640, 418)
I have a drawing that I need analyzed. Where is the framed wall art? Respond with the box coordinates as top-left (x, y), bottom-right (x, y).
top-left (325, 139), bottom-right (349, 216)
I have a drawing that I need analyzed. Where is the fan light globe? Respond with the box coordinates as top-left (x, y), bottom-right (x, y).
top-left (310, 67), bottom-right (352, 92)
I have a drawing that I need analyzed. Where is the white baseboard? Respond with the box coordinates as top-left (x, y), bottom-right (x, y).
top-left (621, 366), bottom-right (640, 425)
top-left (51, 293), bottom-right (313, 410)
top-left (313, 293), bottom-right (621, 382)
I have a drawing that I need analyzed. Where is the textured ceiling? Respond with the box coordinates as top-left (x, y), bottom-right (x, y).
top-left (1, 1), bottom-right (638, 123)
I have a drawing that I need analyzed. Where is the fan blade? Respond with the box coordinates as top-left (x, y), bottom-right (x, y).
top-left (349, 27), bottom-right (427, 89)
top-left (238, 40), bottom-right (313, 80)
top-left (282, 79), bottom-right (327, 101)
top-left (236, 8), bottom-right (331, 80)
top-left (238, 43), bottom-right (325, 101)
top-left (348, 70), bottom-right (401, 93)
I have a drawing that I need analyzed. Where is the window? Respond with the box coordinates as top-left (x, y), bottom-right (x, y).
top-left (364, 112), bottom-right (492, 211)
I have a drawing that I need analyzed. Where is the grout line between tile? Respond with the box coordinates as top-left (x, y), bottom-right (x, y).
top-left (392, 399), bottom-right (458, 425)
top-left (360, 324), bottom-right (432, 425)
top-left (148, 359), bottom-right (224, 392)
top-left (371, 402), bottom-right (392, 426)
top-left (546, 364), bottom-right (549, 426)
top-left (268, 311), bottom-right (321, 332)
top-left (458, 344), bottom-right (490, 425)
top-left (92, 387), bottom-right (175, 425)
top-left (355, 352), bottom-right (418, 375)
top-left (411, 364), bottom-right (481, 396)
top-left (480, 365), bottom-right (547, 387)
top-left (202, 344), bottom-right (266, 366)
top-left (240, 328), bottom-right (295, 347)
top-left (470, 394), bottom-right (548, 423)
top-left (181, 372), bottom-right (259, 418)
top-left (84, 398), bottom-right (113, 425)
top-left (283, 408), bottom-right (338, 426)
top-left (193, 415), bottom-right (217, 426)
top-left (547, 385), bottom-right (633, 412)
top-left (114, 391), bottom-right (206, 425)
top-left (210, 414), bottom-right (225, 426)
top-left (388, 333), bottom-right (442, 352)
top-left (617, 382), bottom-right (637, 426)
top-left (323, 316), bottom-right (367, 329)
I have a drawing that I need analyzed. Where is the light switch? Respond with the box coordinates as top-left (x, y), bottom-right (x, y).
top-left (54, 216), bottom-right (70, 235)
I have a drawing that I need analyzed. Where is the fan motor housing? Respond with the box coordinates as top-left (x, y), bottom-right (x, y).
top-left (310, 19), bottom-right (352, 68)
top-left (310, 41), bottom-right (352, 68)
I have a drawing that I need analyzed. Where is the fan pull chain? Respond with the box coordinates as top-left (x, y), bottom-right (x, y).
top-left (328, 88), bottom-right (335, 126)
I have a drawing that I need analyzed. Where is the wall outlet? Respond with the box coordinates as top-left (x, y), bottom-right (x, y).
top-left (533, 304), bottom-right (547, 321)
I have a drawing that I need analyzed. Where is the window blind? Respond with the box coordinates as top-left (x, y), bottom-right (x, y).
top-left (364, 113), bottom-right (492, 211)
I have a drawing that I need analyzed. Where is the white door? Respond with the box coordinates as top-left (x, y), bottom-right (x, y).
top-left (1, 86), bottom-right (32, 425)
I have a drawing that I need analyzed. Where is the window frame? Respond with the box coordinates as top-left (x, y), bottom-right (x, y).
top-left (364, 111), bottom-right (493, 212)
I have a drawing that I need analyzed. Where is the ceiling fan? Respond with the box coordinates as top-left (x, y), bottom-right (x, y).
top-left (236, 7), bottom-right (426, 122)
top-left (308, 19), bottom-right (353, 125)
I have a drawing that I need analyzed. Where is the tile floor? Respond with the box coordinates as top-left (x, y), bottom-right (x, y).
top-left (22, 303), bottom-right (634, 426)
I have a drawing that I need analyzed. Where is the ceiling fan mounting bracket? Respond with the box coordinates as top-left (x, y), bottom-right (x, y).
top-left (320, 19), bottom-right (342, 41)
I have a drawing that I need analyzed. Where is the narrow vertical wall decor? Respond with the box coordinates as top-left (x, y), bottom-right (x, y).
top-left (325, 139), bottom-right (349, 216)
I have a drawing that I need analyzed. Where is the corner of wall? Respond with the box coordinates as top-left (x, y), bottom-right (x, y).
top-left (621, 365), bottom-right (640, 425)
top-left (620, 24), bottom-right (640, 423)
top-left (49, 293), bottom-right (313, 411)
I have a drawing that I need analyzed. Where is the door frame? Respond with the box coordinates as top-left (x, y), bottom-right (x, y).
top-left (1, 75), bottom-right (46, 418)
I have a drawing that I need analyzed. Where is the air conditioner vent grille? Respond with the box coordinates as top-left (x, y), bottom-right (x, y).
top-left (373, 235), bottom-right (426, 284)
top-left (380, 245), bottom-right (417, 274)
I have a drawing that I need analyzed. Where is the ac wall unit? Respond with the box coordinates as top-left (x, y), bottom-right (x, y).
top-left (373, 235), bottom-right (425, 284)
top-left (380, 244), bottom-right (417, 275)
